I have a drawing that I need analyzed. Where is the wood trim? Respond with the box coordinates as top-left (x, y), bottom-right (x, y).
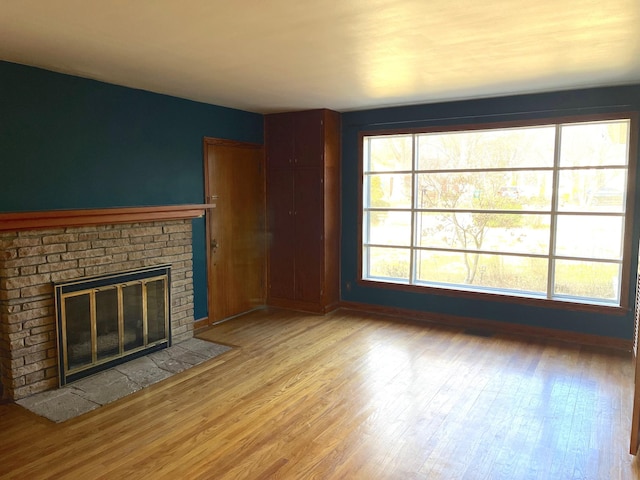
top-left (631, 350), bottom-right (640, 454)
top-left (0, 205), bottom-right (213, 232)
top-left (339, 300), bottom-right (633, 353)
top-left (622, 112), bottom-right (639, 310)
top-left (267, 297), bottom-right (325, 314)
top-left (357, 111), bottom-right (638, 137)
top-left (203, 137), bottom-right (264, 149)
top-left (193, 317), bottom-right (209, 331)
top-left (357, 279), bottom-right (630, 316)
top-left (267, 297), bottom-right (341, 314)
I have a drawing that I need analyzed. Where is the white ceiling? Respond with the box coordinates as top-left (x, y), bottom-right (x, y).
top-left (1, 0), bottom-right (639, 114)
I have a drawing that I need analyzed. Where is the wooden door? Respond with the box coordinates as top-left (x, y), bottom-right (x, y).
top-left (630, 266), bottom-right (640, 454)
top-left (204, 139), bottom-right (266, 324)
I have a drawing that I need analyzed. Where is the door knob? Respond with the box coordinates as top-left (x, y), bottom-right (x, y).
top-left (212, 239), bottom-right (219, 252)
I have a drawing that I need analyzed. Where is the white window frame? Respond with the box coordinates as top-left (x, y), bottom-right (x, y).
top-left (360, 113), bottom-right (638, 310)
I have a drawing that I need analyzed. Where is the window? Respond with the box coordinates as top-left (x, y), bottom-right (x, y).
top-left (361, 116), bottom-right (635, 306)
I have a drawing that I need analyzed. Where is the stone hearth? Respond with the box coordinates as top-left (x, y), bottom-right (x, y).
top-left (0, 218), bottom-right (196, 400)
top-left (16, 337), bottom-right (230, 422)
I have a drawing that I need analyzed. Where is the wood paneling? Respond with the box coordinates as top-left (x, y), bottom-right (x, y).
top-left (0, 308), bottom-right (637, 478)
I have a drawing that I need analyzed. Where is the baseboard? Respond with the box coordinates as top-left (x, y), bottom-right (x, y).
top-left (193, 317), bottom-right (209, 331)
top-left (339, 301), bottom-right (632, 353)
top-left (196, 307), bottom-right (272, 330)
top-left (321, 301), bottom-right (341, 314)
top-left (210, 306), bottom-right (269, 326)
top-left (267, 297), bottom-right (325, 314)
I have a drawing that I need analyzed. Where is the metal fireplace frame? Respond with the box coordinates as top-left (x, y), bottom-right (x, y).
top-left (54, 264), bottom-right (172, 386)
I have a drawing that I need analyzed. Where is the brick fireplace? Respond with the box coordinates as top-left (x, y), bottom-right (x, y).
top-left (0, 206), bottom-right (206, 400)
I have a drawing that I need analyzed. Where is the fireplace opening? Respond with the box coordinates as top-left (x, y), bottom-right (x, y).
top-left (55, 265), bottom-right (171, 386)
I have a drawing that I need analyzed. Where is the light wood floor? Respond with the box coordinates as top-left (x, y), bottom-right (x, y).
top-left (1, 308), bottom-right (639, 479)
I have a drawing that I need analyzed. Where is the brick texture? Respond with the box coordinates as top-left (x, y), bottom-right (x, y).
top-left (0, 220), bottom-right (195, 400)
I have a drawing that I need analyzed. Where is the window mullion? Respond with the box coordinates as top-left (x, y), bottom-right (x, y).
top-left (409, 134), bottom-right (417, 285)
top-left (547, 124), bottom-right (562, 300)
top-left (363, 141), bottom-right (372, 278)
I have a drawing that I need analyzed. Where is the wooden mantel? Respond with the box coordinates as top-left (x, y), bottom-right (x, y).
top-left (0, 204), bottom-right (213, 232)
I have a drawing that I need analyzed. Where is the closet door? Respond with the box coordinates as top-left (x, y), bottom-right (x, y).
top-left (294, 110), bottom-right (324, 167)
top-left (267, 168), bottom-right (295, 301)
top-left (293, 167), bottom-right (324, 304)
top-left (265, 108), bottom-right (340, 313)
top-left (265, 113), bottom-right (295, 168)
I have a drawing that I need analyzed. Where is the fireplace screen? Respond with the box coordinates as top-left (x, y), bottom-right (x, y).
top-left (55, 265), bottom-right (171, 386)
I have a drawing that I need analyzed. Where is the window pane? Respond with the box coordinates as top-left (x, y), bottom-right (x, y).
top-left (365, 247), bottom-right (410, 281)
top-left (365, 211), bottom-right (412, 246)
top-left (558, 168), bottom-right (626, 213)
top-left (555, 215), bottom-right (623, 260)
top-left (365, 135), bottom-right (412, 172)
top-left (559, 120), bottom-right (629, 167)
top-left (417, 212), bottom-right (550, 255)
top-left (416, 171), bottom-right (552, 211)
top-left (417, 125), bottom-right (555, 170)
top-left (365, 173), bottom-right (412, 208)
top-left (415, 250), bottom-right (547, 294)
top-left (554, 260), bottom-right (620, 301)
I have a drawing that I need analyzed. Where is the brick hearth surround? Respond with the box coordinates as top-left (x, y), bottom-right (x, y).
top-left (0, 219), bottom-right (196, 400)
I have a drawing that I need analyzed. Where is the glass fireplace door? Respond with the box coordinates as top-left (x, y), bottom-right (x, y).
top-left (55, 265), bottom-right (171, 386)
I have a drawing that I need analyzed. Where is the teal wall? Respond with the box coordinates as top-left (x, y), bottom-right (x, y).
top-left (341, 85), bottom-right (640, 340)
top-left (5, 59), bottom-right (638, 339)
top-left (0, 61), bottom-right (263, 320)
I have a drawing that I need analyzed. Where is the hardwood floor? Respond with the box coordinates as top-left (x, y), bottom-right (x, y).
top-left (1, 307), bottom-right (639, 479)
